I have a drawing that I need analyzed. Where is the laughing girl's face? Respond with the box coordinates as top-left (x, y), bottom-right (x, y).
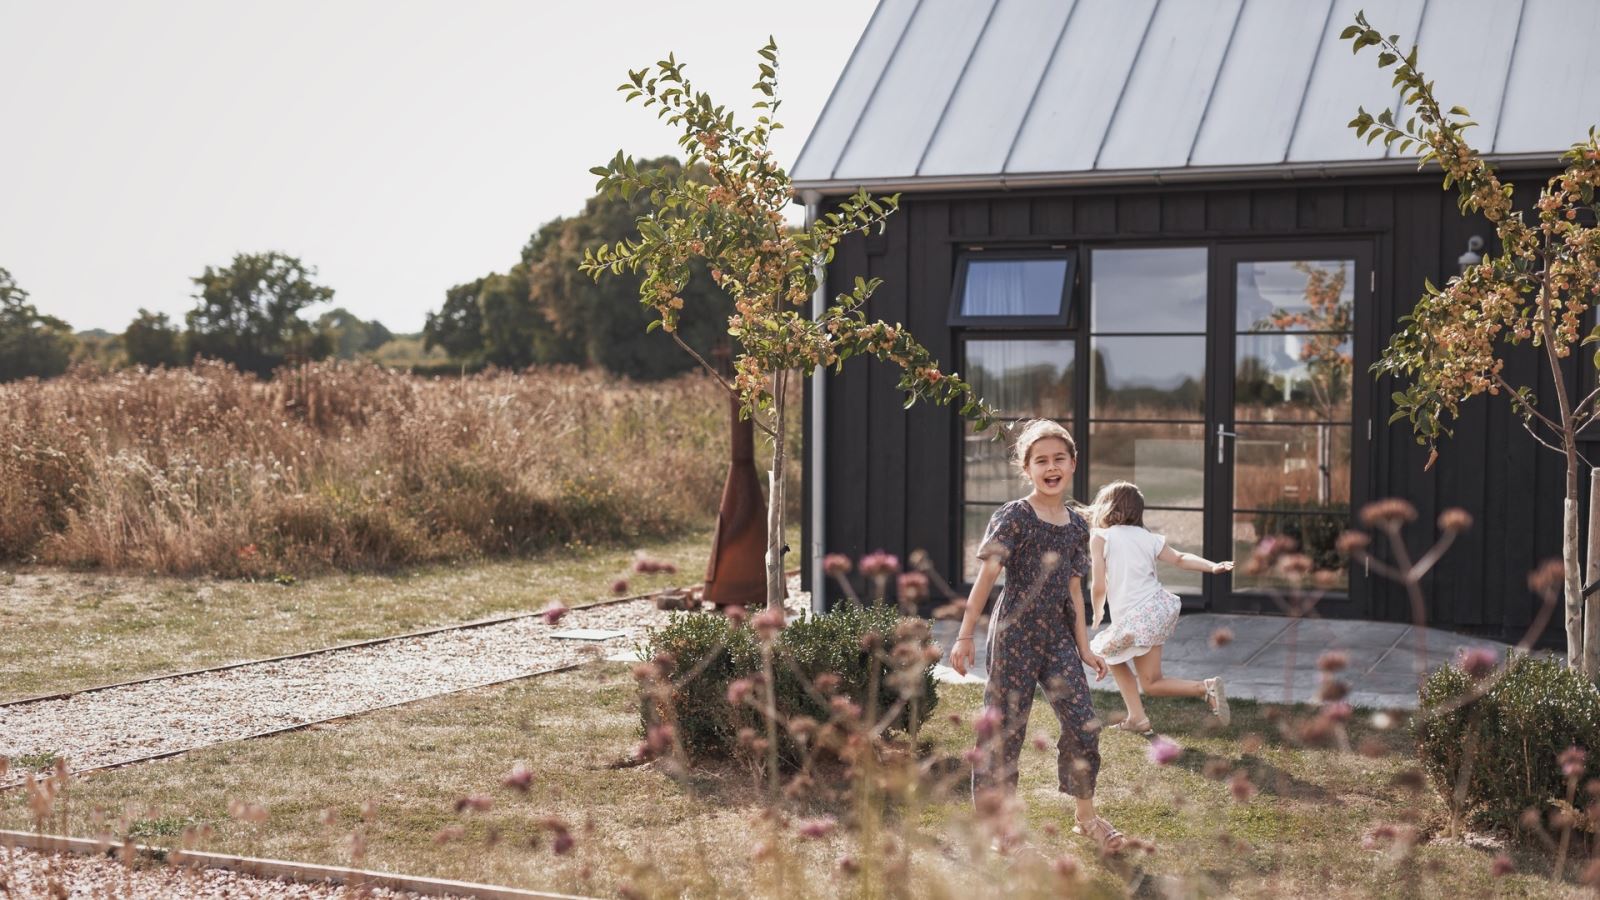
top-left (1023, 436), bottom-right (1075, 500)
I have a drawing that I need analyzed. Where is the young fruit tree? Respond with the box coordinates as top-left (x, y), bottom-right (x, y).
top-left (1345, 13), bottom-right (1600, 673)
top-left (581, 41), bottom-right (997, 610)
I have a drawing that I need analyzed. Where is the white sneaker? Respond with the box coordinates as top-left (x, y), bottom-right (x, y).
top-left (1204, 677), bottom-right (1231, 727)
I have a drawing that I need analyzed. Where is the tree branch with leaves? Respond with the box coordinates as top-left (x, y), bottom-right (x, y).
top-left (580, 40), bottom-right (997, 609)
top-left (1345, 12), bottom-right (1600, 673)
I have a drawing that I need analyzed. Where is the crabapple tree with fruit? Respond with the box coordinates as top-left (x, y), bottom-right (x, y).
top-left (581, 40), bottom-right (997, 609)
top-left (1346, 13), bottom-right (1600, 675)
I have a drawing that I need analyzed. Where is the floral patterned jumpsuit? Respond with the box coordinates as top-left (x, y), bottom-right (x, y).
top-left (972, 499), bottom-right (1101, 799)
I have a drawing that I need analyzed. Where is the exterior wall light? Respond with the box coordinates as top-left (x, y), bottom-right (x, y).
top-left (1458, 235), bottom-right (1485, 274)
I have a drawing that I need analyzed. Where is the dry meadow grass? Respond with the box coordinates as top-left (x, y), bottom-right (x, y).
top-left (0, 528), bottom-right (727, 703)
top-left (6, 666), bottom-right (1581, 899)
top-left (0, 361), bottom-right (799, 577)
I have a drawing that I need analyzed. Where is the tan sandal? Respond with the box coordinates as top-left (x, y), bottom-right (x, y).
top-left (1204, 677), bottom-right (1231, 727)
top-left (1111, 715), bottom-right (1153, 735)
top-left (1073, 815), bottom-right (1127, 855)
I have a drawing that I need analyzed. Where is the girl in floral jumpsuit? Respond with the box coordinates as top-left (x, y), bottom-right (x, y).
top-left (948, 419), bottom-right (1128, 855)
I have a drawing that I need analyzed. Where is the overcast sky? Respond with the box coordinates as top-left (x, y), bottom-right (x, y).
top-left (0, 1), bottom-right (875, 333)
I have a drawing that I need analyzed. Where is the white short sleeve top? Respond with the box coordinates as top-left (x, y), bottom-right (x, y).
top-left (1094, 524), bottom-right (1168, 615)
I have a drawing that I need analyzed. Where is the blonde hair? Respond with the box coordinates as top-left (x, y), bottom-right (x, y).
top-left (1011, 418), bottom-right (1077, 479)
top-left (1089, 480), bottom-right (1145, 529)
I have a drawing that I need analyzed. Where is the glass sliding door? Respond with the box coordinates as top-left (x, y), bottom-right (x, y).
top-left (959, 337), bottom-right (1074, 583)
top-left (1217, 244), bottom-right (1371, 607)
top-left (1087, 247), bottom-right (1209, 596)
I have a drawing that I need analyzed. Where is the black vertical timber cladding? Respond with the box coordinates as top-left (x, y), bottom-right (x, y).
top-left (815, 173), bottom-right (1565, 639)
top-left (905, 201), bottom-right (954, 579)
top-left (865, 208), bottom-right (910, 597)
top-left (826, 229), bottom-right (872, 608)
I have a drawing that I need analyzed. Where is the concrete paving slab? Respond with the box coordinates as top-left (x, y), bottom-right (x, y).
top-left (926, 612), bottom-right (1511, 711)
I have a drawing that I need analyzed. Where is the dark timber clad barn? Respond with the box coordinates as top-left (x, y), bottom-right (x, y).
top-left (792, 0), bottom-right (1600, 641)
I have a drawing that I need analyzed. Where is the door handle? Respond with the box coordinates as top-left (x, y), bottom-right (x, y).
top-left (1215, 423), bottom-right (1237, 465)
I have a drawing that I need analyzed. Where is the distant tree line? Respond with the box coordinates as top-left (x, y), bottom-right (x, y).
top-left (423, 156), bottom-right (734, 380)
top-left (0, 156), bottom-right (728, 382)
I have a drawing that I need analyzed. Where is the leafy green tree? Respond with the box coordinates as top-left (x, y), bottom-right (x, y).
top-left (528, 159), bottom-right (731, 379)
top-left (316, 308), bottom-right (393, 359)
top-left (583, 42), bottom-right (996, 608)
top-left (123, 309), bottom-right (185, 368)
top-left (0, 267), bottom-right (75, 382)
top-left (185, 252), bottom-right (334, 376)
top-left (1345, 14), bottom-right (1600, 671)
top-left (424, 277), bottom-right (488, 362)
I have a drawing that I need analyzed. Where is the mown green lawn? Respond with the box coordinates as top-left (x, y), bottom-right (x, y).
top-left (0, 528), bottom-right (732, 702)
top-left (4, 661), bottom-right (1584, 898)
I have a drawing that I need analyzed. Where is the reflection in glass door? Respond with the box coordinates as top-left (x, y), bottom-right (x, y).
top-left (1222, 250), bottom-right (1366, 599)
top-left (1087, 247), bottom-right (1210, 596)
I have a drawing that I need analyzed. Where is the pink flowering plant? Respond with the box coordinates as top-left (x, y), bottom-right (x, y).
top-left (579, 41), bottom-right (997, 609)
top-left (1345, 12), bottom-right (1600, 673)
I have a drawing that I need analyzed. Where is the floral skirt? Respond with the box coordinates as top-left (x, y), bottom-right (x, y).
top-left (1090, 590), bottom-right (1181, 666)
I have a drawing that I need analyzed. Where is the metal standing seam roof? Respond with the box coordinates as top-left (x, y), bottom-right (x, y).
top-left (791, 0), bottom-right (1600, 194)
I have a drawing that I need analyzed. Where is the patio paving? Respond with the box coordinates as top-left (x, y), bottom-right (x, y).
top-left (930, 612), bottom-right (1518, 711)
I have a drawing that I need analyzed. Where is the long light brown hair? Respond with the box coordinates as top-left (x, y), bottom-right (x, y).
top-left (1089, 480), bottom-right (1145, 529)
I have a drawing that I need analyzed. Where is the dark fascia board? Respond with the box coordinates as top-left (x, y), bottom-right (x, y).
top-left (793, 152), bottom-right (1564, 199)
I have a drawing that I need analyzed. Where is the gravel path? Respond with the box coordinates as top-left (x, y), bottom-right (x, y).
top-left (0, 846), bottom-right (439, 899)
top-left (2, 581), bottom-right (809, 786)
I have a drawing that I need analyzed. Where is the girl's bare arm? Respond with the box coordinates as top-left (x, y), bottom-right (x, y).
top-left (1069, 577), bottom-right (1108, 679)
top-left (1157, 543), bottom-right (1233, 574)
top-left (1089, 534), bottom-right (1108, 628)
top-left (949, 556), bottom-right (1001, 675)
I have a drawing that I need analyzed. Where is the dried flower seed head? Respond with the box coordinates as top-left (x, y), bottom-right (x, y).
top-left (723, 604), bottom-right (748, 626)
top-left (753, 608), bottom-right (786, 640)
top-left (1209, 627), bottom-right (1234, 649)
top-left (859, 550), bottom-right (900, 577)
top-left (454, 795), bottom-right (493, 814)
top-left (1313, 568), bottom-right (1343, 588)
top-left (1528, 559), bottom-right (1566, 595)
top-left (896, 571), bottom-right (929, 604)
top-left (1562, 746), bottom-right (1589, 779)
top-left (1202, 758), bottom-right (1232, 780)
top-left (726, 678), bottom-right (755, 707)
top-left (1358, 737), bottom-right (1389, 758)
top-left (836, 853), bottom-right (860, 875)
top-left (1031, 736), bottom-right (1049, 753)
top-left (610, 578), bottom-right (630, 596)
top-left (1317, 650), bottom-right (1350, 672)
top-left (1229, 771), bottom-right (1257, 803)
top-left (1490, 854), bottom-right (1514, 877)
top-left (814, 672), bottom-right (842, 694)
top-left (1360, 498), bottom-right (1418, 528)
top-left (502, 762), bottom-right (534, 793)
top-left (1053, 855), bottom-right (1081, 880)
top-left (1277, 553), bottom-right (1314, 578)
top-left (823, 553), bottom-right (852, 577)
top-left (796, 816), bottom-right (836, 839)
top-left (974, 706), bottom-right (1003, 742)
top-left (1147, 736), bottom-right (1181, 766)
top-left (1456, 646), bottom-right (1498, 679)
top-left (1331, 525), bottom-right (1369, 554)
top-left (542, 603), bottom-right (569, 626)
top-left (433, 825), bottom-right (465, 845)
top-left (1318, 679), bottom-right (1351, 702)
top-left (1438, 508), bottom-right (1474, 532)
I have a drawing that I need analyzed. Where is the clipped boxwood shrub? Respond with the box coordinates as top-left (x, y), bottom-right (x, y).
top-left (1418, 652), bottom-right (1600, 833)
top-left (639, 601), bottom-right (939, 764)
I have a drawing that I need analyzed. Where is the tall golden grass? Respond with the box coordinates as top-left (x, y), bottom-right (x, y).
top-left (0, 360), bottom-right (774, 576)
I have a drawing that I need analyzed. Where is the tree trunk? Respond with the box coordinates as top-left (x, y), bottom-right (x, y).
top-left (1565, 447), bottom-right (1583, 671)
top-left (765, 374), bottom-right (788, 611)
top-left (1585, 467), bottom-right (1600, 678)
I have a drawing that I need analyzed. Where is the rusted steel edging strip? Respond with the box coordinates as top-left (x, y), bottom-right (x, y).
top-left (0, 662), bottom-right (589, 792)
top-left (0, 828), bottom-right (593, 900)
